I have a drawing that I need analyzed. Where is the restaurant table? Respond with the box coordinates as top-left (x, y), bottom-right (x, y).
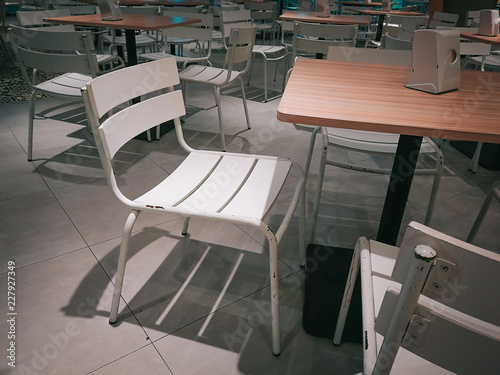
top-left (460, 32), bottom-right (500, 47)
top-left (278, 58), bottom-right (500, 245)
top-left (73, 0), bottom-right (210, 6)
top-left (280, 10), bottom-right (371, 26)
top-left (335, 1), bottom-right (385, 7)
top-left (44, 13), bottom-right (201, 66)
top-left (344, 7), bottom-right (425, 40)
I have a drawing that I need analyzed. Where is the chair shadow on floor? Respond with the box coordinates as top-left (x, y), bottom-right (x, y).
top-left (59, 218), bottom-right (311, 360)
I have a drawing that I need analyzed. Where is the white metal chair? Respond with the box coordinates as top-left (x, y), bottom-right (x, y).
top-left (428, 11), bottom-right (459, 29)
top-left (467, 179), bottom-right (500, 243)
top-left (292, 21), bottom-right (359, 61)
top-left (140, 12), bottom-right (213, 70)
top-left (81, 57), bottom-right (306, 357)
top-left (16, 9), bottom-right (124, 71)
top-left (305, 46), bottom-right (443, 244)
top-left (452, 28), bottom-right (493, 173)
top-left (368, 14), bottom-right (428, 49)
top-left (383, 33), bottom-right (413, 50)
top-left (334, 221), bottom-right (500, 375)
top-left (179, 27), bottom-right (255, 151)
top-left (244, 2), bottom-right (278, 43)
top-left (102, 6), bottom-right (161, 56)
top-left (221, 9), bottom-right (289, 102)
top-left (9, 24), bottom-right (102, 161)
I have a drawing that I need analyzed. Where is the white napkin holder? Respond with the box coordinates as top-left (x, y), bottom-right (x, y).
top-left (382, 0), bottom-right (392, 11)
top-left (315, 0), bottom-right (330, 18)
top-left (477, 9), bottom-right (500, 36)
top-left (406, 29), bottom-right (460, 94)
top-left (98, 0), bottom-right (123, 21)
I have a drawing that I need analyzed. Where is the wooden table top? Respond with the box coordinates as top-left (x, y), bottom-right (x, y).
top-left (43, 13), bottom-right (201, 31)
top-left (279, 11), bottom-right (371, 25)
top-left (277, 58), bottom-right (500, 144)
top-left (460, 32), bottom-right (500, 47)
top-left (344, 7), bottom-right (425, 16)
top-left (334, 1), bottom-right (384, 7)
top-left (74, 0), bottom-right (210, 6)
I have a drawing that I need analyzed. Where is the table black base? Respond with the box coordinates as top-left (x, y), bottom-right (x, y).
top-left (303, 244), bottom-right (362, 343)
top-left (377, 135), bottom-right (423, 245)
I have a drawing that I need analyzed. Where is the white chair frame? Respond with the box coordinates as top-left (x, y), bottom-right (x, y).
top-left (221, 9), bottom-right (289, 103)
top-left (81, 57), bottom-right (306, 356)
top-left (179, 27), bottom-right (255, 151)
top-left (9, 24), bottom-right (101, 161)
top-left (335, 221), bottom-right (500, 375)
top-left (140, 12), bottom-right (214, 70)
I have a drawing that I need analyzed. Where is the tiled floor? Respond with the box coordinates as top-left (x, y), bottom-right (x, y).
top-left (1, 37), bottom-right (499, 374)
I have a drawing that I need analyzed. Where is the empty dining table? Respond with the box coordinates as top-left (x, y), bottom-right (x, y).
top-left (43, 13), bottom-right (201, 66)
top-left (279, 10), bottom-right (371, 26)
top-left (278, 57), bottom-right (500, 245)
top-left (344, 7), bottom-right (425, 40)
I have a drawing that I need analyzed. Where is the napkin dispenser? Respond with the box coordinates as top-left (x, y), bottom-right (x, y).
top-left (98, 0), bottom-right (123, 21)
top-left (406, 29), bottom-right (460, 94)
top-left (315, 0), bottom-right (330, 18)
top-left (477, 9), bottom-right (500, 36)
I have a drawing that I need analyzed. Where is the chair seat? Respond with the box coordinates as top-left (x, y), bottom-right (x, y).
top-left (166, 36), bottom-right (197, 45)
top-left (253, 44), bottom-right (286, 56)
top-left (135, 152), bottom-right (292, 222)
top-left (36, 72), bottom-right (92, 97)
top-left (103, 33), bottom-right (157, 46)
top-left (140, 51), bottom-right (205, 65)
top-left (179, 64), bottom-right (242, 86)
top-left (470, 54), bottom-right (500, 67)
top-left (326, 128), bottom-right (438, 154)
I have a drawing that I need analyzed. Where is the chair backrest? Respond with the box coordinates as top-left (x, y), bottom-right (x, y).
top-left (383, 14), bottom-right (428, 41)
top-left (120, 5), bottom-right (160, 15)
top-left (160, 11), bottom-right (213, 41)
top-left (327, 46), bottom-right (411, 66)
top-left (16, 8), bottom-right (72, 27)
top-left (64, 5), bottom-right (96, 15)
top-left (220, 9), bottom-right (254, 48)
top-left (466, 10), bottom-right (481, 27)
top-left (82, 58), bottom-right (184, 163)
top-left (243, 2), bottom-right (276, 22)
top-left (162, 5), bottom-right (203, 13)
top-left (383, 33), bottom-right (413, 50)
top-left (428, 11), bottom-right (459, 29)
top-left (9, 24), bottom-right (100, 89)
top-left (292, 21), bottom-right (358, 60)
top-left (160, 11), bottom-right (213, 58)
top-left (223, 27), bottom-right (256, 73)
top-left (373, 221), bottom-right (500, 375)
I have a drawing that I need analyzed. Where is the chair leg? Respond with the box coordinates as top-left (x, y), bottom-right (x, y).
top-left (309, 127), bottom-right (328, 244)
top-left (299, 182), bottom-right (307, 267)
top-left (109, 210), bottom-right (140, 324)
top-left (333, 239), bottom-right (362, 345)
top-left (246, 55), bottom-right (254, 86)
top-left (237, 77), bottom-right (251, 131)
top-left (264, 227), bottom-right (281, 356)
top-left (182, 217), bottom-right (190, 235)
top-left (467, 183), bottom-right (500, 242)
top-left (424, 147), bottom-right (443, 225)
top-left (28, 92), bottom-right (37, 161)
top-left (213, 86), bottom-right (226, 151)
top-left (263, 57), bottom-right (268, 102)
top-left (469, 142), bottom-right (483, 173)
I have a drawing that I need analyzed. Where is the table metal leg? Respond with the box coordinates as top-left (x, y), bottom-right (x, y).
top-left (125, 29), bottom-right (138, 66)
top-left (375, 14), bottom-right (386, 42)
top-left (376, 134), bottom-right (423, 245)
